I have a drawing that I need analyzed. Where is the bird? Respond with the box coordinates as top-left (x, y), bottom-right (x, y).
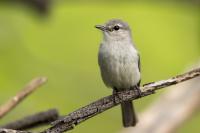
top-left (95, 19), bottom-right (141, 127)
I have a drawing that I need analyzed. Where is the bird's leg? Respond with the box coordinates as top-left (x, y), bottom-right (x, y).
top-left (113, 87), bottom-right (118, 95)
top-left (113, 87), bottom-right (121, 105)
top-left (130, 86), bottom-right (142, 98)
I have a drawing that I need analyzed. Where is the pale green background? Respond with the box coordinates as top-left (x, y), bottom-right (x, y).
top-left (0, 1), bottom-right (199, 133)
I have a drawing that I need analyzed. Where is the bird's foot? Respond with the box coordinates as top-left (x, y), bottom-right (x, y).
top-left (113, 88), bottom-right (121, 105)
top-left (134, 86), bottom-right (143, 98)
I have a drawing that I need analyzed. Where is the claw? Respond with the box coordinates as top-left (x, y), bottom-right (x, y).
top-left (136, 86), bottom-right (143, 97)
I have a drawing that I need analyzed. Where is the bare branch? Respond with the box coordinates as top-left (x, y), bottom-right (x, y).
top-left (0, 77), bottom-right (47, 119)
top-left (42, 68), bottom-right (200, 133)
top-left (122, 66), bottom-right (200, 133)
top-left (1, 109), bottom-right (59, 130)
top-left (0, 128), bottom-right (30, 133)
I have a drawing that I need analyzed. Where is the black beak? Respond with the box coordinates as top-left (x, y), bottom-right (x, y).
top-left (95, 25), bottom-right (106, 31)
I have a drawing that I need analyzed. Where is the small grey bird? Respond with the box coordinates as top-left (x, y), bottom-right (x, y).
top-left (95, 19), bottom-right (141, 127)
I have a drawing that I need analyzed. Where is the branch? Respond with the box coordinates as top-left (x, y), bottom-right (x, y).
top-left (0, 128), bottom-right (30, 133)
top-left (1, 109), bottom-right (59, 130)
top-left (122, 66), bottom-right (200, 133)
top-left (43, 68), bottom-right (200, 133)
top-left (0, 77), bottom-right (47, 119)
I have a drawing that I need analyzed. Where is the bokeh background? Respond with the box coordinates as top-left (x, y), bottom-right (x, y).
top-left (0, 1), bottom-right (199, 133)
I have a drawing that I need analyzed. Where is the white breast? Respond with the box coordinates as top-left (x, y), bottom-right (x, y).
top-left (98, 42), bottom-right (140, 89)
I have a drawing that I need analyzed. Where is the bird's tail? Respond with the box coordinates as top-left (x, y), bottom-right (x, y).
top-left (121, 100), bottom-right (137, 127)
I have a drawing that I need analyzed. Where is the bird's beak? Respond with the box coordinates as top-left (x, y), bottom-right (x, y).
top-left (95, 25), bottom-right (107, 31)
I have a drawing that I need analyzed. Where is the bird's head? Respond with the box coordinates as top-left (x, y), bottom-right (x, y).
top-left (95, 19), bottom-right (132, 42)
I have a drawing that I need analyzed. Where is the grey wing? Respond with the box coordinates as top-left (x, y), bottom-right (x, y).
top-left (98, 44), bottom-right (110, 87)
top-left (137, 54), bottom-right (141, 87)
top-left (98, 44), bottom-right (104, 67)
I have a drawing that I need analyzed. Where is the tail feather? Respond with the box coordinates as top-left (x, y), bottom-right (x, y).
top-left (121, 100), bottom-right (137, 127)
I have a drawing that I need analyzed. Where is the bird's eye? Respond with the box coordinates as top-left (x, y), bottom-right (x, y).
top-left (113, 25), bottom-right (120, 31)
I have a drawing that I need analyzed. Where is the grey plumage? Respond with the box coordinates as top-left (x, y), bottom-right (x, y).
top-left (96, 19), bottom-right (141, 127)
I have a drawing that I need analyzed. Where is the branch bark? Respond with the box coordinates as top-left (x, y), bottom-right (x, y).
top-left (42, 68), bottom-right (200, 133)
top-left (0, 77), bottom-right (47, 119)
top-left (1, 109), bottom-right (59, 130)
top-left (121, 65), bottom-right (200, 133)
top-left (0, 128), bottom-right (31, 133)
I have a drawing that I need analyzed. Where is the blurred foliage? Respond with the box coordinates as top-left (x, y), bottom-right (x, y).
top-left (0, 1), bottom-right (199, 133)
top-left (0, 0), bottom-right (50, 14)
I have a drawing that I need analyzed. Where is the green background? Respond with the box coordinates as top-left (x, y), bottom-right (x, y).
top-left (0, 1), bottom-right (199, 133)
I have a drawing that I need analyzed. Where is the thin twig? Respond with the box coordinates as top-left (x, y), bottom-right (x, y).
top-left (0, 77), bottom-right (47, 119)
top-left (42, 68), bottom-right (200, 133)
top-left (1, 109), bottom-right (59, 130)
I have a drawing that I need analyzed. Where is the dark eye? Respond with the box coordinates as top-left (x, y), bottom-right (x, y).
top-left (113, 25), bottom-right (120, 31)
